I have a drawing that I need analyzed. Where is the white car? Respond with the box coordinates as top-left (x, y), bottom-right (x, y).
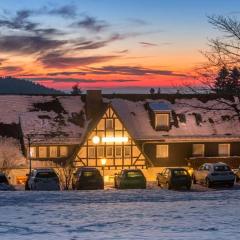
top-left (26, 168), bottom-right (60, 191)
top-left (192, 163), bottom-right (235, 188)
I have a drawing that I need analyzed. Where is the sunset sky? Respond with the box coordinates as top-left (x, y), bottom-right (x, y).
top-left (0, 0), bottom-right (239, 92)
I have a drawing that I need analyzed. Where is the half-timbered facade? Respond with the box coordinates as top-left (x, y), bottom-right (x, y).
top-left (74, 106), bottom-right (147, 171)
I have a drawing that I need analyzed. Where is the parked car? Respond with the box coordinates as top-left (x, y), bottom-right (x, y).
top-left (192, 162), bottom-right (235, 188)
top-left (156, 168), bottom-right (191, 190)
top-left (114, 169), bottom-right (146, 189)
top-left (72, 167), bottom-right (104, 190)
top-left (26, 168), bottom-right (60, 191)
top-left (0, 173), bottom-right (15, 191)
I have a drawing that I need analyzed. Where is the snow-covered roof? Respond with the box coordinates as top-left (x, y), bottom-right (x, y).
top-left (110, 97), bottom-right (240, 141)
top-left (0, 95), bottom-right (87, 145)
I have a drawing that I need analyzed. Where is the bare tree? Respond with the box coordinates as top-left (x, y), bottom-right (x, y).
top-left (56, 164), bottom-right (75, 190)
top-left (204, 15), bottom-right (240, 68)
top-left (0, 137), bottom-right (26, 175)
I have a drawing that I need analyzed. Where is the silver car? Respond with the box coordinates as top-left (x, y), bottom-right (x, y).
top-left (192, 162), bottom-right (235, 188)
top-left (26, 168), bottom-right (60, 191)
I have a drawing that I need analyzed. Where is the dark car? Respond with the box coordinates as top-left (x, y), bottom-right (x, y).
top-left (157, 168), bottom-right (191, 190)
top-left (114, 169), bottom-right (146, 189)
top-left (72, 167), bottom-right (104, 190)
top-left (26, 168), bottom-right (60, 191)
top-left (0, 173), bottom-right (15, 191)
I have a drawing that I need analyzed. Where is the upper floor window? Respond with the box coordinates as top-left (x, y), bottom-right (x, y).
top-left (106, 119), bottom-right (113, 129)
top-left (88, 147), bottom-right (96, 158)
top-left (97, 146), bottom-right (104, 158)
top-left (124, 146), bottom-right (131, 158)
top-left (155, 113), bottom-right (169, 128)
top-left (156, 144), bottom-right (169, 158)
top-left (115, 146), bottom-right (122, 158)
top-left (192, 144), bottom-right (205, 157)
top-left (218, 144), bottom-right (230, 157)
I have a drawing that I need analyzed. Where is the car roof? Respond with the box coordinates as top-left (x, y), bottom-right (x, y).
top-left (164, 167), bottom-right (187, 171)
top-left (33, 168), bottom-right (55, 172)
top-left (122, 169), bottom-right (142, 172)
top-left (204, 162), bottom-right (228, 166)
top-left (79, 167), bottom-right (98, 171)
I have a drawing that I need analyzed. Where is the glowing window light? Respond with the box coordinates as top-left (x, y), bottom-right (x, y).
top-left (92, 136), bottom-right (100, 144)
top-left (102, 137), bottom-right (128, 143)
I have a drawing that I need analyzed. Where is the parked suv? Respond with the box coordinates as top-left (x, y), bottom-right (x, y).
top-left (114, 169), bottom-right (146, 189)
top-left (0, 173), bottom-right (15, 191)
top-left (157, 168), bottom-right (191, 190)
top-left (26, 168), bottom-right (60, 191)
top-left (192, 162), bottom-right (235, 188)
top-left (72, 167), bottom-right (104, 190)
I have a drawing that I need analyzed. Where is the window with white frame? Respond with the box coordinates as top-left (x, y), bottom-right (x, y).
top-left (106, 146), bottom-right (113, 157)
top-left (59, 146), bottom-right (68, 157)
top-left (124, 146), bottom-right (131, 157)
top-left (156, 145), bottom-right (169, 158)
top-left (97, 146), bottom-right (104, 158)
top-left (106, 119), bottom-right (113, 129)
top-left (30, 146), bottom-right (36, 158)
top-left (155, 113), bottom-right (169, 128)
top-left (88, 147), bottom-right (96, 158)
top-left (192, 144), bottom-right (205, 157)
top-left (218, 144), bottom-right (230, 156)
top-left (49, 146), bottom-right (58, 158)
top-left (38, 146), bottom-right (47, 158)
top-left (115, 146), bottom-right (122, 158)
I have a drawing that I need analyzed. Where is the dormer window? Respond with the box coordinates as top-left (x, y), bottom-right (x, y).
top-left (155, 113), bottom-right (169, 128)
top-left (148, 102), bottom-right (171, 131)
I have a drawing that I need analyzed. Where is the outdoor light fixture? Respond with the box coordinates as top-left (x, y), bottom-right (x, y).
top-left (102, 137), bottom-right (128, 143)
top-left (101, 158), bottom-right (107, 166)
top-left (92, 136), bottom-right (100, 144)
top-left (92, 136), bottom-right (128, 144)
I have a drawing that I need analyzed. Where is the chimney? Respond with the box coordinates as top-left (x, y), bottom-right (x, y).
top-left (86, 90), bottom-right (103, 120)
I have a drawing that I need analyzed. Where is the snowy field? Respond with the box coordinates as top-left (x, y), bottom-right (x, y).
top-left (0, 186), bottom-right (240, 240)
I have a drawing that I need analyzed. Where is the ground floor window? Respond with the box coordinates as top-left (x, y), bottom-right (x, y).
top-left (115, 146), bottom-right (122, 158)
top-left (156, 145), bottom-right (169, 158)
top-left (88, 147), bottom-right (96, 158)
top-left (124, 146), bottom-right (131, 157)
top-left (106, 146), bottom-right (113, 157)
top-left (97, 146), bottom-right (104, 158)
top-left (59, 146), bottom-right (68, 157)
top-left (49, 146), bottom-right (58, 158)
top-left (218, 144), bottom-right (230, 156)
top-left (38, 146), bottom-right (47, 158)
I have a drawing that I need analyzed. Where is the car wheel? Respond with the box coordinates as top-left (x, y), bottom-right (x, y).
top-left (192, 176), bottom-right (197, 184)
top-left (228, 182), bottom-right (234, 188)
top-left (186, 184), bottom-right (191, 190)
top-left (236, 176), bottom-right (240, 183)
top-left (205, 178), bottom-right (212, 188)
top-left (157, 180), bottom-right (161, 187)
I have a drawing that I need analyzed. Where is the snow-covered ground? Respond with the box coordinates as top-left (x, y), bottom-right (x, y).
top-left (0, 187), bottom-right (240, 240)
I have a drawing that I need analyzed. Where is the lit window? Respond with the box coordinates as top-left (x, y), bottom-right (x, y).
top-left (88, 147), bottom-right (96, 158)
top-left (156, 145), bottom-right (169, 158)
top-left (124, 146), bottom-right (131, 157)
top-left (60, 146), bottom-right (68, 157)
top-left (156, 113), bottom-right (169, 127)
top-left (30, 146), bottom-right (36, 158)
top-left (106, 119), bottom-right (113, 129)
top-left (106, 146), bottom-right (113, 157)
top-left (97, 146), bottom-right (104, 158)
top-left (115, 146), bottom-right (122, 158)
top-left (218, 144), bottom-right (230, 157)
top-left (49, 146), bottom-right (58, 158)
top-left (38, 146), bottom-right (47, 158)
top-left (193, 144), bottom-right (204, 157)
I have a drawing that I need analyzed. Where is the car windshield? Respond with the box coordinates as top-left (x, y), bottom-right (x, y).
top-left (82, 171), bottom-right (98, 177)
top-left (0, 175), bottom-right (8, 183)
top-left (214, 165), bottom-right (230, 172)
top-left (126, 171), bottom-right (143, 178)
top-left (36, 172), bottom-right (57, 178)
top-left (172, 170), bottom-right (188, 176)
